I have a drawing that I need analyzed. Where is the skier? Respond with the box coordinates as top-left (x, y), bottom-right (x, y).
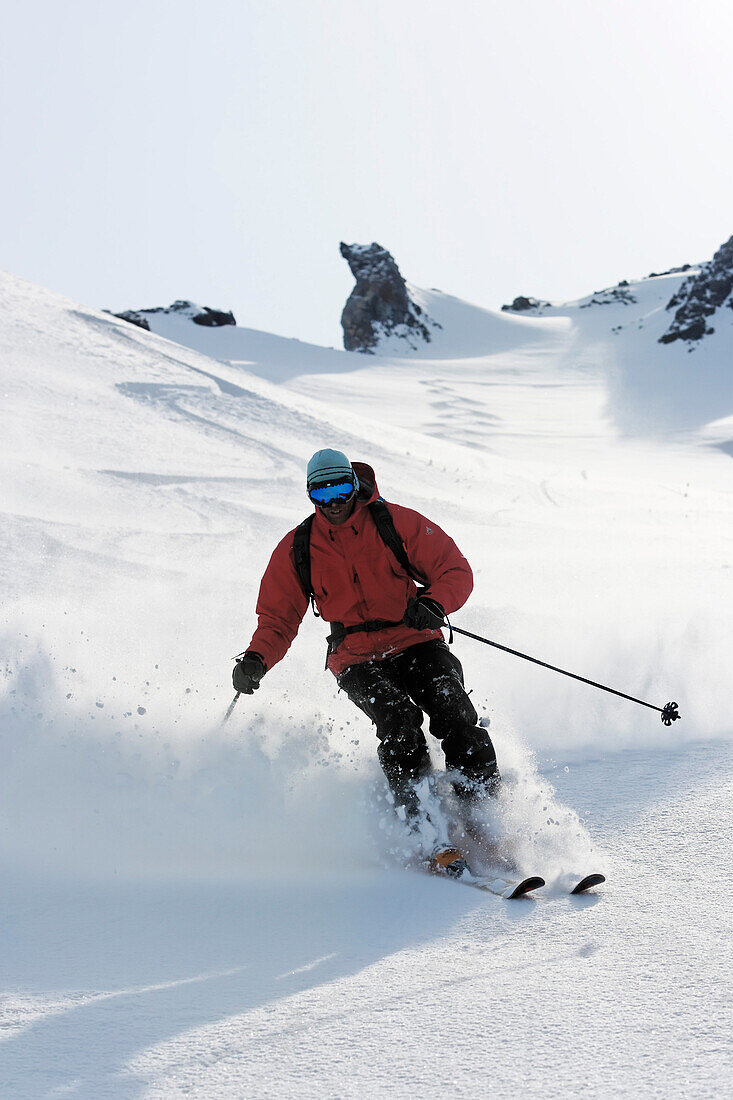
top-left (232, 448), bottom-right (500, 826)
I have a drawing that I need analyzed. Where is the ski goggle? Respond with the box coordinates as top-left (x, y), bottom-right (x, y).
top-left (307, 480), bottom-right (356, 505)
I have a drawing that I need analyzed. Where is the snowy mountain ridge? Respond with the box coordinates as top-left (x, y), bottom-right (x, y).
top-left (111, 257), bottom-right (733, 443)
top-left (111, 233), bottom-right (733, 369)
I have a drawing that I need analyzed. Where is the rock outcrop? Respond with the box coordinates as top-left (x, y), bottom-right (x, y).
top-left (339, 242), bottom-right (439, 353)
top-left (502, 281), bottom-right (639, 314)
top-left (114, 311), bottom-right (150, 331)
top-left (501, 296), bottom-right (551, 314)
top-left (659, 236), bottom-right (733, 344)
top-left (579, 282), bottom-right (637, 309)
top-left (112, 300), bottom-right (236, 330)
top-left (646, 263), bottom-right (691, 279)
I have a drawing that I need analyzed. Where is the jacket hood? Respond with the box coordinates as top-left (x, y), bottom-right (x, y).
top-left (352, 461), bottom-right (380, 505)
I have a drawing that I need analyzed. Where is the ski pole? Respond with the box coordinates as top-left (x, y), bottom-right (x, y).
top-left (221, 692), bottom-right (241, 726)
top-left (447, 621), bottom-right (680, 725)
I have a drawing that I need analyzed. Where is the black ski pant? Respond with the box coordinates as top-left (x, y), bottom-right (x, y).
top-left (337, 639), bottom-right (499, 810)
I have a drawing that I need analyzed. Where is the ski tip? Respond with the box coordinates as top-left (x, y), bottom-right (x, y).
top-left (570, 873), bottom-right (606, 895)
top-left (504, 875), bottom-right (545, 899)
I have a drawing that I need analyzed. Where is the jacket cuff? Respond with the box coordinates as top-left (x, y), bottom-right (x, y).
top-left (245, 651), bottom-right (267, 672)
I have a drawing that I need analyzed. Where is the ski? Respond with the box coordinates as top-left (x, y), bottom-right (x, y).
top-left (471, 874), bottom-right (546, 899)
top-left (570, 873), bottom-right (606, 895)
top-left (423, 847), bottom-right (603, 898)
top-left (470, 872), bottom-right (604, 897)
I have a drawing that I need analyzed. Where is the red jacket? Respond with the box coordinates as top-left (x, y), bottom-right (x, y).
top-left (246, 463), bottom-right (474, 677)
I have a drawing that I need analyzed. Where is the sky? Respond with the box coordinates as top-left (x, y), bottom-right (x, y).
top-left (2, 0), bottom-right (732, 347)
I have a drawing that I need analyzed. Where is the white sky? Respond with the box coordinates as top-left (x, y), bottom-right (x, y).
top-left (2, 0), bottom-right (732, 347)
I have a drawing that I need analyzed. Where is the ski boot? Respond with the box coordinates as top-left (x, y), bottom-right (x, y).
top-left (428, 845), bottom-right (470, 879)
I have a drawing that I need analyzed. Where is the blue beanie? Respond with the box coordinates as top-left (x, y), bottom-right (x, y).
top-left (307, 448), bottom-right (359, 489)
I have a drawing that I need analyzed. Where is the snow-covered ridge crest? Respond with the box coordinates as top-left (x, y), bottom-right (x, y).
top-left (335, 233), bottom-right (731, 362)
top-left (498, 232), bottom-right (733, 355)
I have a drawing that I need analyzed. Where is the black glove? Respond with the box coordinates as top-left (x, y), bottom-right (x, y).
top-left (232, 653), bottom-right (266, 694)
top-left (403, 596), bottom-right (446, 631)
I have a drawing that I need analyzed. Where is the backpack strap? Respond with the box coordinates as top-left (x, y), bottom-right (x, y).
top-left (292, 499), bottom-right (427, 624)
top-left (292, 513), bottom-right (319, 616)
top-left (368, 498), bottom-right (428, 586)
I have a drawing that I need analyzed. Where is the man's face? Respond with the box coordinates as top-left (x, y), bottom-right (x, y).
top-left (319, 494), bottom-right (356, 526)
top-left (308, 477), bottom-right (357, 525)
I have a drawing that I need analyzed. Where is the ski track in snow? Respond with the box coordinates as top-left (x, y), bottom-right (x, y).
top-left (0, 269), bottom-right (731, 1097)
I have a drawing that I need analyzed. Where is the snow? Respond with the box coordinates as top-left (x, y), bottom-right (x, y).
top-left (1, 267), bottom-right (731, 1097)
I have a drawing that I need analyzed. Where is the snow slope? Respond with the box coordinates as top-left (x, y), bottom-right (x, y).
top-left (1, 268), bottom-right (731, 1097)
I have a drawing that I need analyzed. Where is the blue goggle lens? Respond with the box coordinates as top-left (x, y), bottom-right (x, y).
top-left (308, 480), bottom-right (355, 505)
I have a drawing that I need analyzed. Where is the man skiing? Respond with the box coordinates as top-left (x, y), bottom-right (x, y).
top-left (233, 448), bottom-right (500, 826)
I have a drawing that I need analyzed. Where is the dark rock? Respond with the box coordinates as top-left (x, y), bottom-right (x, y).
top-left (339, 242), bottom-right (439, 353)
top-left (501, 296), bottom-right (551, 313)
top-left (191, 307), bottom-right (236, 327)
top-left (579, 286), bottom-right (637, 308)
top-left (111, 299), bottom-right (236, 330)
top-left (112, 311), bottom-right (150, 331)
top-left (659, 235), bottom-right (733, 344)
top-left (647, 264), bottom-right (691, 278)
